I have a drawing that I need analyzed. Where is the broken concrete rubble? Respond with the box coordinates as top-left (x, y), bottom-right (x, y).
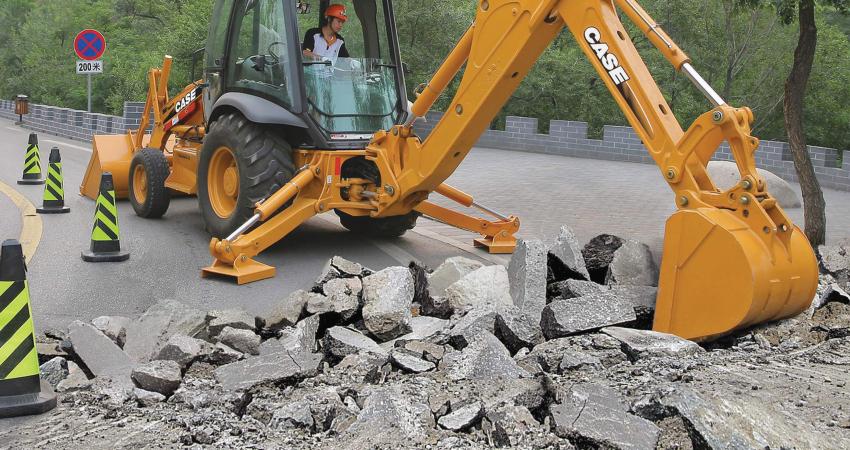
top-left (361, 266), bottom-right (414, 341)
top-left (341, 386), bottom-right (434, 447)
top-left (437, 400), bottom-right (484, 431)
top-left (261, 290), bottom-right (311, 330)
top-left (131, 360), bottom-right (182, 396)
top-left (214, 350), bottom-right (322, 391)
top-left (68, 320), bottom-right (135, 378)
top-left (315, 256), bottom-right (367, 286)
top-left (323, 326), bottom-right (387, 360)
top-left (260, 314), bottom-right (321, 355)
top-left (493, 307), bottom-right (544, 354)
top-left (39, 356), bottom-right (69, 389)
top-left (508, 239), bottom-right (547, 324)
top-left (445, 265), bottom-right (513, 313)
top-left (207, 308), bottom-right (256, 337)
top-left (602, 327), bottom-right (704, 360)
top-left (427, 256), bottom-right (484, 299)
top-left (541, 291), bottom-right (636, 338)
top-left (306, 277), bottom-right (361, 320)
top-left (548, 225), bottom-right (591, 281)
top-left (605, 239), bottom-right (659, 287)
top-left (157, 334), bottom-right (214, 369)
top-left (582, 234), bottom-right (624, 283)
top-left (91, 315), bottom-right (130, 348)
top-left (549, 383), bottom-right (660, 450)
top-left (390, 348), bottom-right (435, 373)
top-left (216, 326), bottom-right (260, 355)
top-left (123, 299), bottom-right (206, 363)
top-left (441, 332), bottom-right (529, 381)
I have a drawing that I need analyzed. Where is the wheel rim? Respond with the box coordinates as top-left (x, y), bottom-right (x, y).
top-left (208, 146), bottom-right (239, 219)
top-left (132, 164), bottom-right (148, 204)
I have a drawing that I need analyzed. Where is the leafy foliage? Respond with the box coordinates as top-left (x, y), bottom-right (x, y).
top-left (0, 0), bottom-right (847, 150)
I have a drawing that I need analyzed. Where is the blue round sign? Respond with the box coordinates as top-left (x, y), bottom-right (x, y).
top-left (74, 29), bottom-right (106, 61)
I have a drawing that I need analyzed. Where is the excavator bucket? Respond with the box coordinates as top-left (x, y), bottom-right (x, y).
top-left (80, 133), bottom-right (136, 200)
top-left (652, 208), bottom-right (819, 342)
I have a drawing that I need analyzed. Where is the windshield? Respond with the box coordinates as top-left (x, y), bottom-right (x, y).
top-left (299, 1), bottom-right (403, 138)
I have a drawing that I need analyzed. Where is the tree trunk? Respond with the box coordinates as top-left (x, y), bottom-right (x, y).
top-left (784, 0), bottom-right (826, 246)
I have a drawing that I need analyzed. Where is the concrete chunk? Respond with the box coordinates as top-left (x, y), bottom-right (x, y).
top-left (214, 351), bottom-right (322, 391)
top-left (315, 256), bottom-right (365, 286)
top-left (437, 400), bottom-right (484, 431)
top-left (541, 292), bottom-right (636, 339)
top-left (216, 327), bottom-right (260, 355)
top-left (446, 265), bottom-right (513, 313)
top-left (134, 388), bottom-right (166, 407)
top-left (605, 240), bottom-right (659, 287)
top-left (428, 256), bottom-right (484, 298)
top-left (261, 290), bottom-right (311, 330)
top-left (548, 279), bottom-right (605, 299)
top-left (207, 308), bottom-right (256, 337)
top-left (260, 314), bottom-right (320, 355)
top-left (56, 361), bottom-right (90, 392)
top-left (124, 299), bottom-right (206, 363)
top-left (131, 360), bottom-right (182, 396)
top-left (324, 326), bottom-right (387, 360)
top-left (68, 320), bottom-right (135, 378)
top-left (582, 234), bottom-right (624, 283)
top-left (442, 332), bottom-right (529, 381)
top-left (494, 308), bottom-right (544, 354)
top-left (508, 239), bottom-right (547, 323)
top-left (362, 267), bottom-right (414, 341)
top-left (91, 316), bottom-right (131, 348)
top-left (550, 383), bottom-right (659, 450)
top-left (306, 277), bottom-right (361, 320)
top-left (389, 349), bottom-right (435, 373)
top-left (157, 334), bottom-right (214, 369)
top-left (270, 400), bottom-right (315, 430)
top-left (342, 386), bottom-right (434, 447)
top-left (602, 327), bottom-right (704, 360)
top-left (39, 356), bottom-right (68, 389)
top-left (548, 225), bottom-right (590, 281)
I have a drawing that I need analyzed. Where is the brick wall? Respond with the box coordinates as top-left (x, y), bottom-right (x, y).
top-left (2, 100), bottom-right (847, 192)
top-left (414, 111), bottom-right (850, 192)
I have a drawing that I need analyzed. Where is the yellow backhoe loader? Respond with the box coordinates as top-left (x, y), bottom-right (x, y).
top-left (80, 0), bottom-right (818, 342)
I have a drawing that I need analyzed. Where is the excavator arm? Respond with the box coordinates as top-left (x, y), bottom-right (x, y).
top-left (206, 0), bottom-right (818, 341)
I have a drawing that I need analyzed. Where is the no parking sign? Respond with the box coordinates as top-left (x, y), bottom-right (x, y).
top-left (74, 29), bottom-right (106, 61)
top-left (74, 29), bottom-right (106, 111)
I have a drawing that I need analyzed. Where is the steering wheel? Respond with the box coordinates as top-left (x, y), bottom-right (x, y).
top-left (267, 41), bottom-right (287, 63)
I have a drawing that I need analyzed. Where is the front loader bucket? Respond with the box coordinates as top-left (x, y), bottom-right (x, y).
top-left (653, 208), bottom-right (818, 342)
top-left (80, 134), bottom-right (137, 200)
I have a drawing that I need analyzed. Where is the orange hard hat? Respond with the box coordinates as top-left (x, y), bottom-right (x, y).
top-left (325, 4), bottom-right (348, 22)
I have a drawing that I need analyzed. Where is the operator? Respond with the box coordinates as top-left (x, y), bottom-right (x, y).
top-left (302, 4), bottom-right (350, 60)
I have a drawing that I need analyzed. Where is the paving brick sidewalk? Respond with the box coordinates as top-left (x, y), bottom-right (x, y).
top-left (415, 146), bottom-right (850, 261)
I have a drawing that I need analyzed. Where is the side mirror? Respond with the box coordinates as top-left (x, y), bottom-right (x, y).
top-left (297, 2), bottom-right (311, 14)
top-left (190, 47), bottom-right (205, 81)
top-left (402, 62), bottom-right (412, 75)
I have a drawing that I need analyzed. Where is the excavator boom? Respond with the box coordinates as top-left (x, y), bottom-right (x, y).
top-left (203, 0), bottom-right (818, 341)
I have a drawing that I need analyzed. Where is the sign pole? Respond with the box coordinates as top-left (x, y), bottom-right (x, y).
top-left (87, 74), bottom-right (92, 112)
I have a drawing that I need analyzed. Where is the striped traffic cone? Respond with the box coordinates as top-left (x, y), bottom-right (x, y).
top-left (17, 133), bottom-right (44, 186)
top-left (0, 239), bottom-right (57, 418)
top-left (82, 172), bottom-right (130, 262)
top-left (36, 147), bottom-right (70, 214)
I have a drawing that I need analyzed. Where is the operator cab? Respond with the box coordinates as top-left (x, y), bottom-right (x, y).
top-left (204, 0), bottom-right (408, 149)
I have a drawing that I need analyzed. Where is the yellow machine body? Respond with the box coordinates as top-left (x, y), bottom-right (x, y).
top-left (88, 1), bottom-right (819, 341)
top-left (81, 56), bottom-right (205, 200)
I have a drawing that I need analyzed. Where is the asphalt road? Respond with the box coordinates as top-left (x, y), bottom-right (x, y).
top-left (0, 120), bottom-right (494, 332)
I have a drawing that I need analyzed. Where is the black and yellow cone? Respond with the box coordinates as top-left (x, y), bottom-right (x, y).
top-left (0, 239), bottom-right (57, 418)
top-left (82, 172), bottom-right (130, 262)
top-left (17, 133), bottom-right (44, 186)
top-left (36, 147), bottom-right (70, 214)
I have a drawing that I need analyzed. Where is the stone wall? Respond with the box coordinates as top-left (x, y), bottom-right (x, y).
top-left (2, 100), bottom-right (847, 191)
top-left (415, 111), bottom-right (850, 192)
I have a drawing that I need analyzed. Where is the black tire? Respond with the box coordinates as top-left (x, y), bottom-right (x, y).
top-left (335, 209), bottom-right (420, 237)
top-left (198, 112), bottom-right (296, 238)
top-left (128, 148), bottom-right (171, 218)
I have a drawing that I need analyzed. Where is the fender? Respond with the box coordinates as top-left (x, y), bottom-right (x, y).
top-left (210, 92), bottom-right (308, 128)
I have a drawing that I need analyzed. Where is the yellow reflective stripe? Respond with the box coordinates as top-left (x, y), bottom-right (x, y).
top-left (91, 191), bottom-right (120, 241)
top-left (5, 346), bottom-right (38, 379)
top-left (43, 164), bottom-right (63, 201)
top-left (24, 145), bottom-right (41, 174)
